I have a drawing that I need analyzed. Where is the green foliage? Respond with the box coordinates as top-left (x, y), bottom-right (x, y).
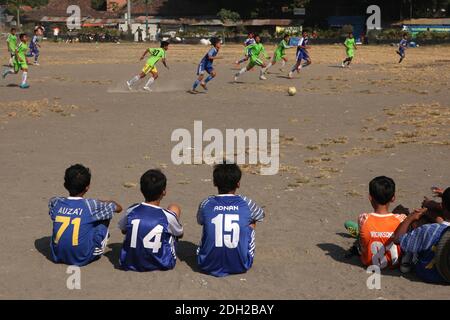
top-left (217, 8), bottom-right (241, 22)
top-left (416, 30), bottom-right (450, 41)
top-left (91, 0), bottom-right (106, 11)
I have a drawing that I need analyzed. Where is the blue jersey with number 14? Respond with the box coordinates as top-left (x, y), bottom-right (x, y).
top-left (197, 194), bottom-right (265, 277)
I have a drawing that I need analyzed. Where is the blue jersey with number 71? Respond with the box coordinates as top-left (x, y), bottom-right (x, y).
top-left (49, 197), bottom-right (117, 266)
top-left (197, 194), bottom-right (265, 277)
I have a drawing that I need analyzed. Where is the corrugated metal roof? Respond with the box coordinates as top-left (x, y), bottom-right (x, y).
top-left (393, 18), bottom-right (450, 26)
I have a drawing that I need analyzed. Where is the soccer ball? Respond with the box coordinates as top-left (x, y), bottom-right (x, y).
top-left (288, 87), bottom-right (297, 96)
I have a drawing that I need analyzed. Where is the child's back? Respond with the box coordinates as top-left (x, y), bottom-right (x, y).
top-left (359, 212), bottom-right (406, 268)
top-left (119, 202), bottom-right (182, 271)
top-left (49, 164), bottom-right (121, 266)
top-left (197, 163), bottom-right (264, 277)
top-left (197, 194), bottom-right (264, 277)
top-left (118, 169), bottom-right (183, 272)
top-left (50, 196), bottom-right (116, 265)
top-left (358, 176), bottom-right (406, 269)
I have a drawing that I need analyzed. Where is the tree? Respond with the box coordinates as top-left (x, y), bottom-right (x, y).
top-left (3, 0), bottom-right (48, 28)
top-left (217, 8), bottom-right (241, 22)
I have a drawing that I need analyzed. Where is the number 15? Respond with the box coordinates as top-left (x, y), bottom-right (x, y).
top-left (211, 214), bottom-right (240, 249)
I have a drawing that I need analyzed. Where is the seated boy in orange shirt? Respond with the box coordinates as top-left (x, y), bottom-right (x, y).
top-left (357, 176), bottom-right (407, 269)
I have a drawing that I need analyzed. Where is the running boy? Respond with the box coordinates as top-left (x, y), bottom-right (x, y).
top-left (197, 163), bottom-right (265, 277)
top-left (28, 29), bottom-right (41, 65)
top-left (118, 169), bottom-right (183, 272)
top-left (191, 37), bottom-right (222, 92)
top-left (126, 41), bottom-right (169, 92)
top-left (6, 28), bottom-right (17, 67)
top-left (235, 32), bottom-right (255, 65)
top-left (261, 34), bottom-right (291, 75)
top-left (2, 33), bottom-right (30, 89)
top-left (356, 176), bottom-right (406, 269)
top-left (49, 164), bottom-right (123, 266)
top-left (288, 31), bottom-right (311, 79)
top-left (341, 32), bottom-right (357, 68)
top-left (234, 35), bottom-right (271, 81)
top-left (396, 33), bottom-right (408, 63)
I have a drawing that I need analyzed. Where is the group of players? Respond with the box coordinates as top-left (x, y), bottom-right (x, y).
top-left (3, 27), bottom-right (409, 92)
top-left (126, 30), bottom-right (409, 93)
top-left (49, 163), bottom-right (264, 277)
top-left (2, 27), bottom-right (41, 89)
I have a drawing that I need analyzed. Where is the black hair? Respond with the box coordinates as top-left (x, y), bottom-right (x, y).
top-left (442, 187), bottom-right (450, 212)
top-left (210, 37), bottom-right (221, 46)
top-left (283, 34), bottom-right (290, 39)
top-left (403, 33), bottom-right (408, 37)
top-left (213, 163), bottom-right (242, 194)
top-left (19, 33), bottom-right (27, 40)
top-left (64, 164), bottom-right (91, 196)
top-left (160, 40), bottom-right (169, 48)
top-left (140, 169), bottom-right (167, 202)
top-left (11, 28), bottom-right (16, 32)
top-left (369, 176), bottom-right (396, 205)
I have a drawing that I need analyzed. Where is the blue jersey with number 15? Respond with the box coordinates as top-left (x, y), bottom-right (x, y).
top-left (197, 194), bottom-right (265, 277)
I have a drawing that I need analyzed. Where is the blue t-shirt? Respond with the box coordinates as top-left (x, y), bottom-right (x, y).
top-left (118, 203), bottom-right (183, 272)
top-left (49, 197), bottom-right (117, 266)
top-left (400, 222), bottom-right (450, 283)
top-left (200, 47), bottom-right (218, 68)
top-left (197, 194), bottom-right (265, 277)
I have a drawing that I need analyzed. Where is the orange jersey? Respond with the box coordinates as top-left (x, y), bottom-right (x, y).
top-left (358, 212), bottom-right (407, 269)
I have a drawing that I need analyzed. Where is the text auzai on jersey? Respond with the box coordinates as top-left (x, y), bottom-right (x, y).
top-left (174, 304), bottom-right (275, 317)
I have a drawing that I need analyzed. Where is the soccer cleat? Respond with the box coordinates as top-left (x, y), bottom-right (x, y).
top-left (341, 62), bottom-right (346, 68)
top-left (34, 62), bottom-right (40, 66)
top-left (287, 71), bottom-right (293, 79)
top-left (259, 75), bottom-right (267, 80)
top-left (20, 83), bottom-right (30, 89)
top-left (126, 81), bottom-right (132, 91)
top-left (234, 74), bottom-right (239, 82)
top-left (2, 69), bottom-right (10, 79)
top-left (344, 220), bottom-right (359, 238)
top-left (200, 82), bottom-right (208, 90)
top-left (143, 86), bottom-right (152, 92)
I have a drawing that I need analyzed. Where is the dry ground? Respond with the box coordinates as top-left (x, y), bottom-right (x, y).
top-left (0, 41), bottom-right (449, 299)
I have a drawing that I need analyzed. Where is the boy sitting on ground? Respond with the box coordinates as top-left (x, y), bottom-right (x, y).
top-left (350, 176), bottom-right (407, 269)
top-left (118, 169), bottom-right (183, 271)
top-left (49, 164), bottom-right (122, 266)
top-left (196, 163), bottom-right (265, 277)
top-left (392, 187), bottom-right (450, 283)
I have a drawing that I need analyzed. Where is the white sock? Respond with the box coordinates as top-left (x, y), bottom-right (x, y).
top-left (263, 62), bottom-right (272, 73)
top-left (128, 75), bottom-right (140, 85)
top-left (21, 72), bottom-right (28, 85)
top-left (238, 67), bottom-right (247, 75)
top-left (144, 77), bottom-right (154, 88)
top-left (281, 60), bottom-right (286, 67)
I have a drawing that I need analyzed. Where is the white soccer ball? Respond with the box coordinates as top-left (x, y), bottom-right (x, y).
top-left (288, 86), bottom-right (297, 96)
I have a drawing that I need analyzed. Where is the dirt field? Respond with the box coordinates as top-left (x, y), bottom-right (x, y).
top-left (0, 41), bottom-right (449, 299)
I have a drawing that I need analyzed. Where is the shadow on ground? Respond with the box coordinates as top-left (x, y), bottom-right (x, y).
top-left (34, 236), bottom-right (53, 262)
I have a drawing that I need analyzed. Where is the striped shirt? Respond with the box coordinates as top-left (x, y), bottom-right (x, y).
top-left (49, 197), bottom-right (116, 221)
top-left (400, 222), bottom-right (450, 253)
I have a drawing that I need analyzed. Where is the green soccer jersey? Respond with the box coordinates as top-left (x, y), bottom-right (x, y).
top-left (7, 34), bottom-right (17, 52)
top-left (247, 43), bottom-right (269, 60)
top-left (275, 39), bottom-right (289, 55)
top-left (17, 42), bottom-right (28, 61)
top-left (146, 48), bottom-right (166, 66)
top-left (344, 38), bottom-right (356, 51)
